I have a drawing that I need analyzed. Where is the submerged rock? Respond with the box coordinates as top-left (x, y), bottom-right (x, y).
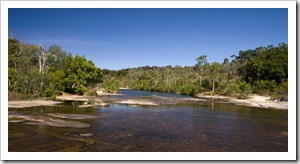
top-left (23, 118), bottom-right (91, 128)
top-left (9, 120), bottom-right (25, 123)
top-left (46, 113), bottom-right (102, 120)
top-left (9, 112), bottom-right (91, 128)
top-left (80, 133), bottom-right (94, 137)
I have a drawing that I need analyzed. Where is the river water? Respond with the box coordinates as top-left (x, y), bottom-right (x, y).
top-left (8, 89), bottom-right (288, 152)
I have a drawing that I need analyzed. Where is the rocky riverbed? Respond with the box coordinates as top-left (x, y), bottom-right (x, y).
top-left (8, 92), bottom-right (287, 110)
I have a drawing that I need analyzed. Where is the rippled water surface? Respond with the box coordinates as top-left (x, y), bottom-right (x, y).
top-left (9, 90), bottom-right (288, 152)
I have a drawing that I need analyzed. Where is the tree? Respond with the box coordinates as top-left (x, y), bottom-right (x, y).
top-left (8, 38), bottom-right (104, 98)
top-left (237, 43), bottom-right (288, 84)
top-left (195, 55), bottom-right (208, 92)
top-left (47, 44), bottom-right (67, 68)
top-left (8, 68), bottom-right (18, 91)
top-left (37, 45), bottom-right (58, 74)
top-left (8, 38), bottom-right (20, 68)
top-left (223, 58), bottom-right (229, 64)
top-left (63, 55), bottom-right (102, 95)
top-left (209, 62), bottom-right (221, 93)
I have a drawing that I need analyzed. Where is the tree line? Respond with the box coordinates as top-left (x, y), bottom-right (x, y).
top-left (101, 43), bottom-right (288, 100)
top-left (8, 37), bottom-right (288, 101)
top-left (8, 38), bottom-right (102, 100)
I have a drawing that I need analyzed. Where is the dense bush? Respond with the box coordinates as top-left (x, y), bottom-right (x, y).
top-left (8, 38), bottom-right (103, 99)
top-left (101, 80), bottom-right (120, 93)
top-left (271, 81), bottom-right (288, 101)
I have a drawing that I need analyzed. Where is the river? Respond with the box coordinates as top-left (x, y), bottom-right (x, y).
top-left (8, 89), bottom-right (288, 152)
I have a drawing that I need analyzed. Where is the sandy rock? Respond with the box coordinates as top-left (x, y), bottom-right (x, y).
top-left (8, 100), bottom-right (62, 108)
top-left (196, 94), bottom-right (288, 109)
top-left (56, 95), bottom-right (89, 101)
top-left (96, 91), bottom-right (123, 96)
top-left (117, 99), bottom-right (158, 106)
top-left (78, 102), bottom-right (110, 108)
top-left (80, 133), bottom-right (94, 137)
top-left (78, 104), bottom-right (94, 108)
top-left (45, 113), bottom-right (102, 119)
top-left (95, 102), bottom-right (110, 107)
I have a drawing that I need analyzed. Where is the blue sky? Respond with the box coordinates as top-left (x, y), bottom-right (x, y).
top-left (8, 8), bottom-right (288, 70)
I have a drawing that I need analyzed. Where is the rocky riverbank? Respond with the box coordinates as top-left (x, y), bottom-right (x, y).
top-left (8, 94), bottom-right (207, 108)
top-left (8, 93), bottom-right (287, 110)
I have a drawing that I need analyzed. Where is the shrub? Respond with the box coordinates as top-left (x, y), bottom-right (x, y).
top-left (39, 87), bottom-right (54, 97)
top-left (225, 81), bottom-right (252, 99)
top-left (76, 84), bottom-right (88, 95)
top-left (271, 81), bottom-right (288, 101)
top-left (225, 82), bottom-right (241, 96)
top-left (252, 80), bottom-right (277, 95)
top-left (84, 89), bottom-right (97, 96)
top-left (180, 83), bottom-right (198, 96)
top-left (238, 82), bottom-right (252, 99)
top-left (8, 91), bottom-right (32, 101)
top-left (87, 97), bottom-right (96, 105)
top-left (102, 80), bottom-right (120, 93)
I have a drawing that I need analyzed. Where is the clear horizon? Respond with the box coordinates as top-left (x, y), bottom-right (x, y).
top-left (9, 8), bottom-right (288, 70)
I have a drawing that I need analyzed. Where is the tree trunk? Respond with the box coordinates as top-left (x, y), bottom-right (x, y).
top-left (13, 81), bottom-right (17, 92)
top-left (8, 79), bottom-right (11, 90)
top-left (200, 65), bottom-right (204, 92)
top-left (199, 76), bottom-right (201, 85)
top-left (212, 79), bottom-right (215, 94)
top-left (39, 56), bottom-right (42, 74)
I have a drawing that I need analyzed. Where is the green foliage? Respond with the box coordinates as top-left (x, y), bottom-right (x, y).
top-left (271, 81), bottom-right (288, 101)
top-left (209, 62), bottom-right (222, 93)
top-left (84, 89), bottom-right (97, 96)
top-left (63, 55), bottom-right (102, 95)
top-left (8, 37), bottom-right (287, 101)
top-left (180, 83), bottom-right (199, 96)
top-left (195, 55), bottom-right (208, 92)
top-left (8, 38), bottom-right (103, 99)
top-left (237, 43), bottom-right (288, 84)
top-left (225, 81), bottom-right (252, 99)
top-left (225, 82), bottom-right (241, 96)
top-left (8, 91), bottom-right (33, 101)
top-left (101, 79), bottom-right (120, 93)
top-left (8, 68), bottom-right (18, 91)
top-left (40, 87), bottom-right (54, 98)
top-left (252, 80), bottom-right (277, 95)
top-left (87, 97), bottom-right (96, 105)
top-left (8, 38), bottom-right (20, 68)
top-left (75, 84), bottom-right (88, 95)
top-left (238, 81), bottom-right (252, 99)
top-left (52, 70), bottom-right (65, 91)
